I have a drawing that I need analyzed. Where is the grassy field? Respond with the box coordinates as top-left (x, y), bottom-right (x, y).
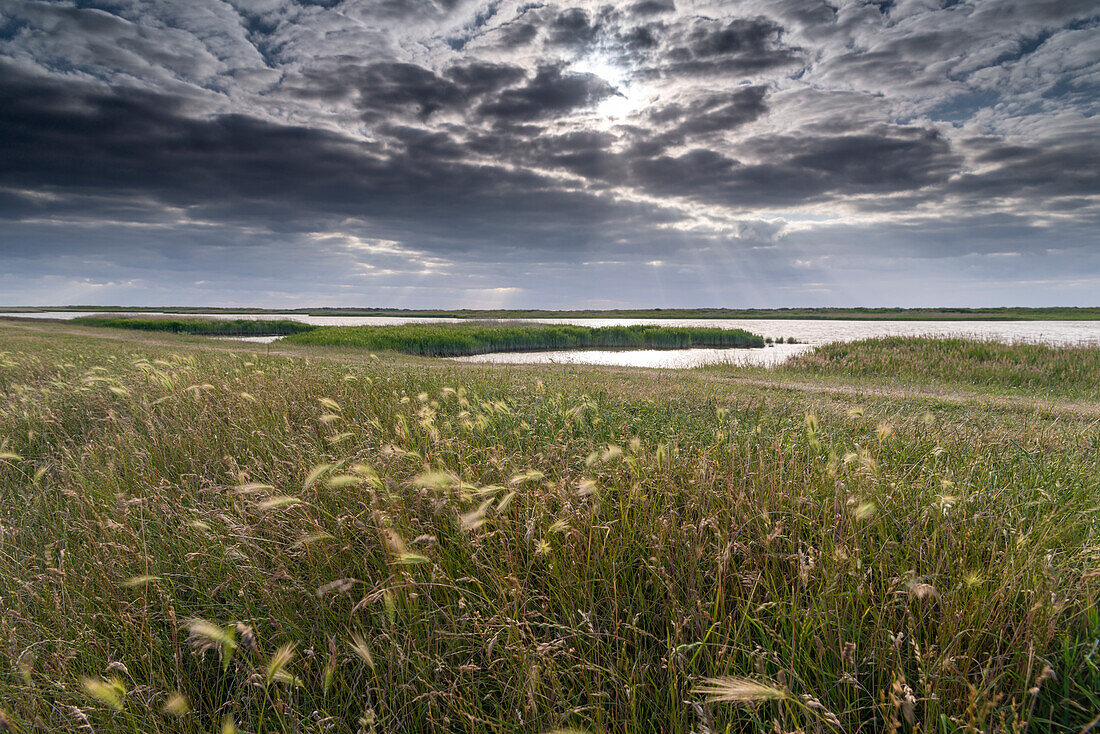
top-left (772, 337), bottom-right (1100, 401)
top-left (281, 323), bottom-right (766, 356)
top-left (0, 322), bottom-right (1098, 733)
top-left (71, 316), bottom-right (317, 337)
top-left (9, 306), bottom-right (1100, 320)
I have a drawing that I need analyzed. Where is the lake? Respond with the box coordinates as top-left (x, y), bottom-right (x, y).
top-left (3, 312), bottom-right (1098, 368)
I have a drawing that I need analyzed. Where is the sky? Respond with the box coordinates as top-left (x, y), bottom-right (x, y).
top-left (0, 0), bottom-right (1098, 308)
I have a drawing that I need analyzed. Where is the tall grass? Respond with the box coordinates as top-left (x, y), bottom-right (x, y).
top-left (780, 336), bottom-right (1100, 399)
top-left (282, 323), bottom-right (765, 356)
top-left (0, 328), bottom-right (1097, 732)
top-left (73, 315), bottom-right (316, 336)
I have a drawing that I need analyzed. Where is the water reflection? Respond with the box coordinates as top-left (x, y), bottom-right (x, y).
top-left (207, 335), bottom-right (283, 344)
top-left (451, 344), bottom-right (813, 368)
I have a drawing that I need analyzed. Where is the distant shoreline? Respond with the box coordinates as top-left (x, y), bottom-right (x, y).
top-left (2, 306), bottom-right (1099, 321)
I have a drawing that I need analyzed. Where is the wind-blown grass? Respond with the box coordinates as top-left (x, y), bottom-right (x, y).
top-left (73, 315), bottom-right (317, 336)
top-left (282, 323), bottom-right (765, 356)
top-left (0, 327), bottom-right (1097, 732)
top-left (779, 336), bottom-right (1100, 399)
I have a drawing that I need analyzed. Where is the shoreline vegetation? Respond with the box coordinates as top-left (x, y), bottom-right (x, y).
top-left (0, 321), bottom-right (1097, 732)
top-left (6, 305), bottom-right (1100, 320)
top-left (71, 315), bottom-right (317, 336)
top-left (281, 323), bottom-right (767, 356)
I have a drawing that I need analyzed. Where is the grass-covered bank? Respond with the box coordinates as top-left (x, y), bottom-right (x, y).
top-left (775, 336), bottom-right (1100, 400)
top-left (0, 325), bottom-right (1098, 733)
top-left (282, 323), bottom-right (766, 356)
top-left (72, 315), bottom-right (317, 336)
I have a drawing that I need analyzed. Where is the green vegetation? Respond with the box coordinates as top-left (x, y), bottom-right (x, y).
top-left (11, 305), bottom-right (1100, 320)
top-left (281, 323), bottom-right (765, 356)
top-left (72, 315), bottom-right (317, 336)
top-left (777, 336), bottom-right (1100, 400)
top-left (0, 324), bottom-right (1098, 733)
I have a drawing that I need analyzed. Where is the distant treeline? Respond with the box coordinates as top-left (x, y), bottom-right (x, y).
top-left (72, 316), bottom-right (316, 336)
top-left (282, 323), bottom-right (765, 356)
top-left (14, 306), bottom-right (1100, 320)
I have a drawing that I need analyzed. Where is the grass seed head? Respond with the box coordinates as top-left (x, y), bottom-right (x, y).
top-left (350, 633), bottom-right (376, 670)
top-left (162, 692), bottom-right (190, 715)
top-left (81, 676), bottom-right (126, 710)
top-left (265, 642), bottom-right (296, 685)
top-left (693, 677), bottom-right (788, 703)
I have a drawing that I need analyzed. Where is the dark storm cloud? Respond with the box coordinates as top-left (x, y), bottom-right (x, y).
top-left (354, 62), bottom-right (469, 117)
top-left (556, 125), bottom-right (961, 208)
top-left (0, 60), bottom-right (673, 246)
top-left (758, 128), bottom-right (959, 193)
top-left (629, 0), bottom-right (675, 18)
top-left (647, 85), bottom-right (769, 141)
top-left (650, 17), bottom-right (804, 77)
top-left (547, 7), bottom-right (600, 48)
top-left (517, 130), bottom-right (629, 182)
top-left (285, 57), bottom-right (526, 119)
top-left (496, 19), bottom-right (539, 46)
top-left (950, 132), bottom-right (1100, 200)
top-left (476, 65), bottom-right (619, 120)
top-left (618, 23), bottom-right (662, 51)
top-left (354, 0), bottom-right (468, 20)
top-left (0, 0), bottom-right (1098, 306)
top-left (445, 60), bottom-right (527, 94)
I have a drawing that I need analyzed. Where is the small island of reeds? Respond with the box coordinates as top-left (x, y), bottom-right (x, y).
top-left (72, 315), bottom-right (317, 337)
top-left (280, 322), bottom-right (766, 356)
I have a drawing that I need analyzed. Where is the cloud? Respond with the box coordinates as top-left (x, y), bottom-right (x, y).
top-left (646, 85), bottom-right (770, 144)
top-left (629, 0), bottom-right (676, 18)
top-left (476, 64), bottom-right (620, 120)
top-left (0, 0), bottom-right (1097, 306)
top-left (951, 125), bottom-right (1100, 200)
top-left (547, 7), bottom-right (601, 48)
top-left (649, 16), bottom-right (804, 77)
top-left (0, 59), bottom-right (680, 250)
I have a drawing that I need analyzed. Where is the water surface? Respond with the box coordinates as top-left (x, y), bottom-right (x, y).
top-left (455, 319), bottom-right (1100, 368)
top-left (4, 312), bottom-right (1097, 368)
top-left (451, 343), bottom-right (812, 368)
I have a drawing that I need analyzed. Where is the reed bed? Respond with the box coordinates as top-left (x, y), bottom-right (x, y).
top-left (73, 315), bottom-right (317, 337)
top-left (0, 328), bottom-right (1097, 733)
top-left (282, 323), bottom-right (765, 356)
top-left (780, 336), bottom-right (1100, 399)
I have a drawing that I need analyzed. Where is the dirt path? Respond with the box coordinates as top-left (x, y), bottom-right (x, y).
top-left (5, 318), bottom-right (1099, 419)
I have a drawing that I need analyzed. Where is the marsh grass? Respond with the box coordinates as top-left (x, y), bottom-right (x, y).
top-left (0, 327), bottom-right (1097, 732)
top-left (778, 336), bottom-right (1100, 399)
top-left (282, 323), bottom-right (765, 356)
top-left (73, 315), bottom-right (317, 337)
